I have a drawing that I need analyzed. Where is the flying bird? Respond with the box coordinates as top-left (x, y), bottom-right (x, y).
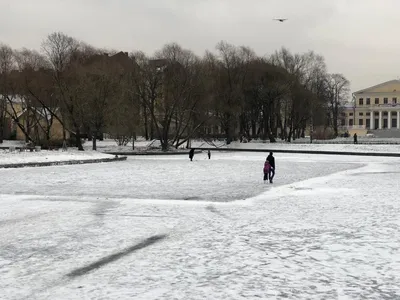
top-left (273, 18), bottom-right (288, 22)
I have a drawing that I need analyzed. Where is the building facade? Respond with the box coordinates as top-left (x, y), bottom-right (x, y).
top-left (343, 80), bottom-right (400, 134)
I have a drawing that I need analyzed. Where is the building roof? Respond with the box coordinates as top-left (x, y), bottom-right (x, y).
top-left (354, 79), bottom-right (400, 94)
top-left (16, 107), bottom-right (58, 121)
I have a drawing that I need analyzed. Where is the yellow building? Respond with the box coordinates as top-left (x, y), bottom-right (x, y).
top-left (15, 108), bottom-right (67, 142)
top-left (3, 96), bottom-right (68, 144)
top-left (343, 80), bottom-right (400, 136)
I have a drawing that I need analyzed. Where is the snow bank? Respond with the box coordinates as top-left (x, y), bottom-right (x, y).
top-left (192, 140), bottom-right (400, 153)
top-left (0, 149), bottom-right (114, 165)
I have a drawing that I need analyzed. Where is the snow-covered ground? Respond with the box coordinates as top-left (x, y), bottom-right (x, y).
top-left (1, 152), bottom-right (400, 299)
top-left (3, 138), bottom-right (400, 154)
top-left (81, 138), bottom-right (400, 153)
top-left (0, 149), bottom-right (114, 165)
top-left (194, 140), bottom-right (400, 154)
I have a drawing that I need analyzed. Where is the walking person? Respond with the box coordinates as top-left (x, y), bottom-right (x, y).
top-left (207, 150), bottom-right (211, 159)
top-left (267, 151), bottom-right (275, 183)
top-left (189, 148), bottom-right (195, 161)
top-left (263, 159), bottom-right (271, 183)
top-left (353, 133), bottom-right (358, 144)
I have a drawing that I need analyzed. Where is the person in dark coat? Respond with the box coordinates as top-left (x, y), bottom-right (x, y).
top-left (353, 133), bottom-right (358, 144)
top-left (266, 151), bottom-right (275, 183)
top-left (189, 148), bottom-right (195, 161)
top-left (207, 150), bottom-right (211, 159)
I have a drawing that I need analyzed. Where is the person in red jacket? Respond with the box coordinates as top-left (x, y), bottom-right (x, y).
top-left (263, 159), bottom-right (271, 183)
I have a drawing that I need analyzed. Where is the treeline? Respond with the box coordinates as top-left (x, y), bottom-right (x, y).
top-left (0, 32), bottom-right (350, 150)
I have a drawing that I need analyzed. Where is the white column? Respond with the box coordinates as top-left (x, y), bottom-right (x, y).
top-left (379, 111), bottom-right (383, 129)
top-left (397, 111), bottom-right (400, 129)
top-left (388, 111), bottom-right (392, 129)
top-left (370, 111), bottom-right (374, 129)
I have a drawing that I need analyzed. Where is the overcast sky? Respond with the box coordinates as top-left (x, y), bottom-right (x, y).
top-left (1, 0), bottom-right (400, 92)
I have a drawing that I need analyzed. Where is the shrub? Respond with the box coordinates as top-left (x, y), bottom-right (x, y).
top-left (312, 128), bottom-right (335, 140)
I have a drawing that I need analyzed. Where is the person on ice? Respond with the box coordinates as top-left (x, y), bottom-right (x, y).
top-left (267, 151), bottom-right (275, 183)
top-left (189, 148), bottom-right (195, 161)
top-left (207, 150), bottom-right (211, 159)
top-left (263, 159), bottom-right (271, 183)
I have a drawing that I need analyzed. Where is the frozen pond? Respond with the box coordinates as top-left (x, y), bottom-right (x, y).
top-left (2, 152), bottom-right (363, 202)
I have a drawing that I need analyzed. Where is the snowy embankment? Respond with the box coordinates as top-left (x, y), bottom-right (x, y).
top-left (3, 138), bottom-right (400, 156)
top-left (80, 138), bottom-right (400, 154)
top-left (0, 149), bottom-right (114, 166)
top-left (193, 140), bottom-right (400, 154)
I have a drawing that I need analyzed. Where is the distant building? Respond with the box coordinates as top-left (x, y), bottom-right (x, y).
top-left (343, 80), bottom-right (400, 136)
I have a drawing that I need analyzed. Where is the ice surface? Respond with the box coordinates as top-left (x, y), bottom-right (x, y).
top-left (1, 151), bottom-right (400, 299)
top-left (1, 152), bottom-right (361, 201)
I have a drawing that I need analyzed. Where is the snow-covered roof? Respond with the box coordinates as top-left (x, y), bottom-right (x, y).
top-left (0, 95), bottom-right (25, 103)
top-left (16, 107), bottom-right (59, 121)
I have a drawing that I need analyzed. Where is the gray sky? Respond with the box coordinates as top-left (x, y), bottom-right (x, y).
top-left (1, 0), bottom-right (400, 92)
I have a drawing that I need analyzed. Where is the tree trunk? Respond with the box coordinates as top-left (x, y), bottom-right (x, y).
top-left (224, 113), bottom-right (232, 144)
top-left (25, 118), bottom-right (30, 143)
top-left (287, 122), bottom-right (293, 142)
top-left (92, 131), bottom-right (97, 150)
top-left (75, 128), bottom-right (84, 151)
top-left (0, 118), bottom-right (4, 143)
top-left (262, 109), bottom-right (269, 140)
top-left (251, 120), bottom-right (256, 138)
top-left (149, 101), bottom-right (155, 140)
top-left (160, 126), bottom-right (168, 151)
top-left (143, 103), bottom-right (149, 140)
top-left (333, 111), bottom-right (339, 137)
top-left (224, 124), bottom-right (231, 144)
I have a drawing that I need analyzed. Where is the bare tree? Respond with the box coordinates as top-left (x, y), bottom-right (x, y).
top-left (0, 44), bottom-right (39, 143)
top-left (156, 44), bottom-right (208, 149)
top-left (3, 35), bottom-right (349, 148)
top-left (325, 73), bottom-right (350, 136)
top-left (78, 52), bottom-right (134, 150)
top-left (212, 41), bottom-right (256, 143)
top-left (130, 51), bottom-right (163, 141)
top-left (0, 44), bottom-right (15, 143)
top-left (11, 48), bottom-right (62, 147)
top-left (42, 32), bottom-right (88, 150)
top-left (131, 43), bottom-right (206, 151)
top-left (270, 47), bottom-right (329, 141)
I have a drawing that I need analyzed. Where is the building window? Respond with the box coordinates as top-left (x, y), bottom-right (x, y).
top-left (384, 112), bottom-right (388, 116)
top-left (393, 97), bottom-right (397, 104)
top-left (359, 119), bottom-right (364, 126)
top-left (375, 98), bottom-right (379, 104)
top-left (341, 119), bottom-right (345, 126)
top-left (349, 119), bottom-right (354, 126)
top-left (366, 98), bottom-right (370, 105)
top-left (366, 112), bottom-right (371, 116)
top-left (349, 113), bottom-right (353, 116)
top-left (384, 98), bottom-right (388, 104)
top-left (359, 98), bottom-right (364, 105)
top-left (359, 112), bottom-right (364, 116)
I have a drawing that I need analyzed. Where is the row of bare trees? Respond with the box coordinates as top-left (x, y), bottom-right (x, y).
top-left (0, 32), bottom-right (350, 150)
